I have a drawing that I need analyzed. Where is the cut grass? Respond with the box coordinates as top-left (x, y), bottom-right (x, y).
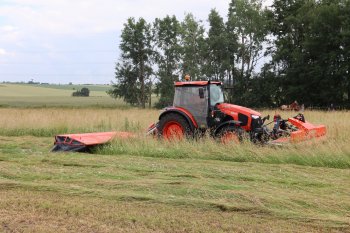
top-left (1, 190), bottom-right (336, 233)
top-left (97, 136), bottom-right (350, 169)
top-left (0, 136), bottom-right (349, 232)
top-left (0, 109), bottom-right (349, 231)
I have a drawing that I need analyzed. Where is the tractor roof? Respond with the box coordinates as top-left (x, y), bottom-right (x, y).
top-left (175, 81), bottom-right (221, 86)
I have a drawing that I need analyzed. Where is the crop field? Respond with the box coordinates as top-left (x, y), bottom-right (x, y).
top-left (0, 103), bottom-right (349, 232)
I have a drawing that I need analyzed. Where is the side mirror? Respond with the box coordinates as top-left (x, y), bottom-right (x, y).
top-left (199, 88), bottom-right (204, 99)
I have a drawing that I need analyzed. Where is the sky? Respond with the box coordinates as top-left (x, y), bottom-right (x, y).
top-left (0, 0), bottom-right (272, 84)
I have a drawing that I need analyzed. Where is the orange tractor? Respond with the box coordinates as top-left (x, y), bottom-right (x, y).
top-left (52, 80), bottom-right (326, 152)
top-left (147, 81), bottom-right (326, 144)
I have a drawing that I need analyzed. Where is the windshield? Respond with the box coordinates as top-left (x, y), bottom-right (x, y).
top-left (210, 84), bottom-right (224, 106)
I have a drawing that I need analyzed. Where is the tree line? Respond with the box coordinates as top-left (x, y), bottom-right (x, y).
top-left (108, 0), bottom-right (350, 109)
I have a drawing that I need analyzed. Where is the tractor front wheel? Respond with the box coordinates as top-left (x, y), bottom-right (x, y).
top-left (158, 113), bottom-right (192, 140)
top-left (217, 125), bottom-right (243, 144)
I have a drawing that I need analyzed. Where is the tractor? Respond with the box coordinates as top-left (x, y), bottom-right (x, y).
top-left (147, 80), bottom-right (269, 142)
top-left (52, 80), bottom-right (326, 152)
top-left (147, 80), bottom-right (326, 144)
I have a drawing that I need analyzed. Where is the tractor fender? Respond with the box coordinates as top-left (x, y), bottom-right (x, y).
top-left (159, 107), bottom-right (198, 131)
top-left (214, 120), bottom-right (242, 135)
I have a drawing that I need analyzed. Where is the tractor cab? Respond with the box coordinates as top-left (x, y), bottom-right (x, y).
top-left (173, 81), bottom-right (223, 128)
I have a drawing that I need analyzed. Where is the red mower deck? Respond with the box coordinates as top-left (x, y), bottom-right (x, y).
top-left (269, 118), bottom-right (326, 145)
top-left (52, 131), bottom-right (135, 152)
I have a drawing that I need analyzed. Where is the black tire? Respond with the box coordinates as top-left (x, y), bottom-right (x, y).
top-left (158, 113), bottom-right (193, 139)
top-left (216, 125), bottom-right (244, 143)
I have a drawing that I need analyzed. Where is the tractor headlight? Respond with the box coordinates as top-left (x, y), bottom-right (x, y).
top-left (252, 115), bottom-right (260, 119)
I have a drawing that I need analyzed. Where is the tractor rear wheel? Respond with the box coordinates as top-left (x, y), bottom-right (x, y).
top-left (158, 113), bottom-right (192, 140)
top-left (217, 125), bottom-right (243, 144)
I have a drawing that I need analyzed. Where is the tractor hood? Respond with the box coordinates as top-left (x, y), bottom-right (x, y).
top-left (217, 103), bottom-right (262, 117)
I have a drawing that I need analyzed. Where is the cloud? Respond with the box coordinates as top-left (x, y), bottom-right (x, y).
top-left (0, 0), bottom-right (229, 36)
top-left (0, 48), bottom-right (15, 57)
top-left (0, 24), bottom-right (21, 44)
top-left (0, 0), bottom-right (272, 40)
top-left (0, 0), bottom-right (272, 84)
top-left (0, 48), bottom-right (7, 56)
top-left (1, 25), bottom-right (17, 32)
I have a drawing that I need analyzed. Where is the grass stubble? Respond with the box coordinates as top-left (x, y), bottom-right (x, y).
top-left (0, 108), bottom-right (349, 232)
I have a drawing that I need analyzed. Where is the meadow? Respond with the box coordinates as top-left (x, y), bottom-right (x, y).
top-left (0, 83), bottom-right (121, 108)
top-left (0, 84), bottom-right (349, 232)
top-left (0, 84), bottom-right (158, 108)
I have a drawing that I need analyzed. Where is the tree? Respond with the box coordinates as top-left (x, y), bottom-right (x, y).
top-left (180, 13), bottom-right (206, 80)
top-left (269, 0), bottom-right (350, 106)
top-left (246, 64), bottom-right (283, 107)
top-left (342, 0), bottom-right (350, 106)
top-left (80, 87), bottom-right (90, 97)
top-left (227, 0), bottom-right (268, 105)
top-left (204, 9), bottom-right (230, 82)
top-left (72, 87), bottom-right (90, 97)
top-left (225, 2), bottom-right (240, 103)
top-left (154, 15), bottom-right (181, 108)
top-left (109, 0), bottom-right (350, 109)
top-left (269, 0), bottom-right (314, 105)
top-left (108, 60), bottom-right (139, 105)
top-left (109, 17), bottom-right (154, 108)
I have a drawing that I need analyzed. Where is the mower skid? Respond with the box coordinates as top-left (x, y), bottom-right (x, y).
top-left (52, 131), bottom-right (135, 152)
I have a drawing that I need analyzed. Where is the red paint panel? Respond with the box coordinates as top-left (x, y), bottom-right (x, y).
top-left (166, 106), bottom-right (198, 128)
top-left (217, 103), bottom-right (262, 131)
top-left (55, 131), bottom-right (134, 146)
top-left (288, 118), bottom-right (326, 142)
top-left (217, 103), bottom-right (261, 117)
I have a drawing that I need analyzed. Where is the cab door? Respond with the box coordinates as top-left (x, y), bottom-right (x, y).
top-left (173, 86), bottom-right (209, 128)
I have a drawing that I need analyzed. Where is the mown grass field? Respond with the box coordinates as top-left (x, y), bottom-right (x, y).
top-left (0, 104), bottom-right (349, 232)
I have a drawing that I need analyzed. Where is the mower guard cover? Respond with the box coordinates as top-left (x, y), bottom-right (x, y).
top-left (270, 118), bottom-right (326, 145)
top-left (52, 131), bottom-right (134, 152)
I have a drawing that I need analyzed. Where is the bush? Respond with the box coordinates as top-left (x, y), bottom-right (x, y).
top-left (72, 87), bottom-right (90, 97)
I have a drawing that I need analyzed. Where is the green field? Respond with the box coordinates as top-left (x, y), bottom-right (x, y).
top-left (0, 84), bottom-right (125, 108)
top-left (0, 84), bottom-right (160, 108)
top-left (0, 84), bottom-right (349, 232)
top-left (30, 83), bottom-right (112, 92)
top-left (0, 84), bottom-right (111, 96)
